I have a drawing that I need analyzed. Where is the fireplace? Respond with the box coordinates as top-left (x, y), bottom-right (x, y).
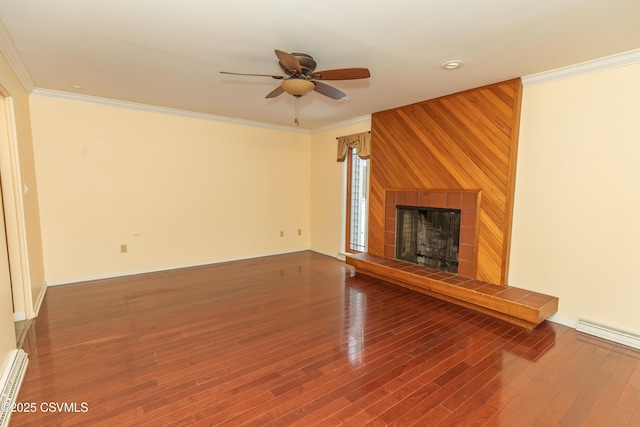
top-left (396, 206), bottom-right (461, 273)
top-left (384, 190), bottom-right (479, 278)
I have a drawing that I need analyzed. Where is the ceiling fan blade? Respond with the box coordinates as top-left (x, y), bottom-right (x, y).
top-left (265, 86), bottom-right (285, 99)
top-left (313, 81), bottom-right (346, 100)
top-left (275, 49), bottom-right (302, 74)
top-left (220, 71), bottom-right (283, 79)
top-left (310, 68), bottom-right (370, 80)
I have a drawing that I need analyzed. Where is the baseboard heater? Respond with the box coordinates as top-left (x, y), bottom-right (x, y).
top-left (0, 349), bottom-right (29, 427)
top-left (576, 318), bottom-right (640, 350)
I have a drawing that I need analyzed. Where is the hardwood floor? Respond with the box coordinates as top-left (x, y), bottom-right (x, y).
top-left (11, 251), bottom-right (640, 426)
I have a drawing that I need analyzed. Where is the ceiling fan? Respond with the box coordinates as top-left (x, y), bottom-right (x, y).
top-left (220, 49), bottom-right (370, 100)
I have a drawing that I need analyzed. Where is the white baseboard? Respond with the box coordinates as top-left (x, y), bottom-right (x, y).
top-left (546, 314), bottom-right (575, 329)
top-left (12, 285), bottom-right (46, 321)
top-left (45, 248), bottom-right (315, 287)
top-left (576, 318), bottom-right (640, 350)
top-left (534, 314), bottom-right (639, 350)
top-left (0, 349), bottom-right (28, 427)
top-left (46, 248), bottom-right (350, 288)
top-left (33, 284), bottom-right (47, 317)
top-left (337, 251), bottom-right (349, 262)
top-left (309, 248), bottom-right (346, 261)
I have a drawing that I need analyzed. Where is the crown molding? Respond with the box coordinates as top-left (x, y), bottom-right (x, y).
top-left (523, 48), bottom-right (640, 87)
top-left (310, 114), bottom-right (371, 134)
top-left (31, 88), bottom-right (311, 134)
top-left (0, 18), bottom-right (35, 93)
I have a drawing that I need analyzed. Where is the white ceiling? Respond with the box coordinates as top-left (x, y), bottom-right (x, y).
top-left (1, 0), bottom-right (639, 130)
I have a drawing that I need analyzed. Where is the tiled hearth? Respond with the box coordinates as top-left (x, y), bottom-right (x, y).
top-left (346, 252), bottom-right (559, 330)
top-left (384, 190), bottom-right (479, 278)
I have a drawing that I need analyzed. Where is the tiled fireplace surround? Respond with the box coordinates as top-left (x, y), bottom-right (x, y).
top-left (384, 190), bottom-right (479, 278)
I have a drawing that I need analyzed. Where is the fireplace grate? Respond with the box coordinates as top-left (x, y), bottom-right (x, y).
top-left (395, 206), bottom-right (460, 273)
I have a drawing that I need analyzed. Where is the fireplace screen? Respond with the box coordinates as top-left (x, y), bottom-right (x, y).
top-left (395, 206), bottom-right (461, 273)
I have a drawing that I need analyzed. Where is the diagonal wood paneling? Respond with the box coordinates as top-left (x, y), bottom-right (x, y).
top-left (369, 79), bottom-right (522, 285)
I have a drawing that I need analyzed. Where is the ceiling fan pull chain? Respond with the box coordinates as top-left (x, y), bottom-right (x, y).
top-left (294, 95), bottom-right (301, 126)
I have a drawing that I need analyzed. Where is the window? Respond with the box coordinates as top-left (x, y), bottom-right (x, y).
top-left (345, 147), bottom-right (369, 252)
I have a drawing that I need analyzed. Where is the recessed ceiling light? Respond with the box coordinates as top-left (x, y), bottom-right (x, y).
top-left (71, 84), bottom-right (83, 89)
top-left (441, 60), bottom-right (464, 70)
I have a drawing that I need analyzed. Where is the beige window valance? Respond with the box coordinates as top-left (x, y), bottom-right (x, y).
top-left (336, 132), bottom-right (371, 162)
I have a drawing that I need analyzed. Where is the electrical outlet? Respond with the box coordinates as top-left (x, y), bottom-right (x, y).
top-left (120, 244), bottom-right (128, 253)
top-left (280, 231), bottom-right (284, 237)
top-left (298, 229), bottom-right (302, 235)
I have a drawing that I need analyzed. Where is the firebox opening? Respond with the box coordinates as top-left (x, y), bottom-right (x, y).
top-left (395, 206), bottom-right (461, 273)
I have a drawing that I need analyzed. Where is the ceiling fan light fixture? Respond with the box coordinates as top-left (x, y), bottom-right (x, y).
top-left (281, 78), bottom-right (315, 96)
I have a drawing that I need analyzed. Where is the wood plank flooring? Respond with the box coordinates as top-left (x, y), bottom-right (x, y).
top-left (11, 251), bottom-right (640, 426)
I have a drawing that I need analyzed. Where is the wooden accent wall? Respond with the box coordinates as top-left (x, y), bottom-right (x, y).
top-left (369, 78), bottom-right (523, 285)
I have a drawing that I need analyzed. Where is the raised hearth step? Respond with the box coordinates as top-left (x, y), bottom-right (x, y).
top-left (345, 253), bottom-right (558, 331)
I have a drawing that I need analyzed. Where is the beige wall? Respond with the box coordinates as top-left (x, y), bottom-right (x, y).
top-left (30, 96), bottom-right (311, 283)
top-left (31, 94), bottom-right (372, 283)
top-left (510, 62), bottom-right (640, 335)
top-left (309, 119), bottom-right (371, 258)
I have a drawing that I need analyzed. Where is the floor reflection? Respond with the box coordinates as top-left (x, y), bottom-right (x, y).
top-left (347, 287), bottom-right (367, 367)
